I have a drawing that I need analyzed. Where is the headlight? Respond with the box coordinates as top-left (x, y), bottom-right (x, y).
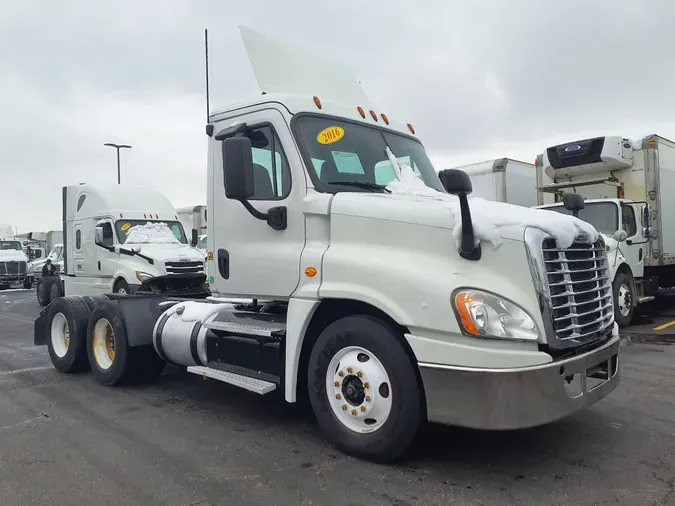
top-left (453, 289), bottom-right (539, 341)
top-left (135, 271), bottom-right (154, 282)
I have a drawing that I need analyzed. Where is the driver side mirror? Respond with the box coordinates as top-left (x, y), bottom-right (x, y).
top-left (191, 228), bottom-right (198, 247)
top-left (94, 226), bottom-right (105, 247)
top-left (222, 137), bottom-right (255, 200)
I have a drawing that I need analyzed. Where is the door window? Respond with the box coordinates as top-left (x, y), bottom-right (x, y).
top-left (621, 205), bottom-right (637, 236)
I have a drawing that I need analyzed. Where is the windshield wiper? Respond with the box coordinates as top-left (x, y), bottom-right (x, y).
top-left (326, 181), bottom-right (391, 193)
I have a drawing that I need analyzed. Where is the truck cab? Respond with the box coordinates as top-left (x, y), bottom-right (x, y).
top-left (0, 237), bottom-right (29, 289)
top-left (60, 183), bottom-right (207, 297)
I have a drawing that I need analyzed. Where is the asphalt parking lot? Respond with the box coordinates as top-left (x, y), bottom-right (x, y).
top-left (0, 288), bottom-right (673, 506)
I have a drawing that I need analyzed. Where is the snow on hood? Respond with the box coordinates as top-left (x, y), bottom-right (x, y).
top-left (0, 249), bottom-right (27, 262)
top-left (383, 149), bottom-right (598, 250)
top-left (125, 222), bottom-right (180, 244)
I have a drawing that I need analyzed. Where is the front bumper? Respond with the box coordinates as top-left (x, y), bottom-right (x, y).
top-left (0, 275), bottom-right (26, 283)
top-left (418, 335), bottom-right (620, 430)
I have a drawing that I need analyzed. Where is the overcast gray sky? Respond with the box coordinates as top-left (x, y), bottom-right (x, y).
top-left (2, 0), bottom-right (674, 232)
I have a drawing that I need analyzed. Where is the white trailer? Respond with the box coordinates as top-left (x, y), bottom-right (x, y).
top-left (33, 26), bottom-right (620, 463)
top-left (535, 134), bottom-right (675, 327)
top-left (176, 205), bottom-right (207, 244)
top-left (455, 158), bottom-right (537, 207)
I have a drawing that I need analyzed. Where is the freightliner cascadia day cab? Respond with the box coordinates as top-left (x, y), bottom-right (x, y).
top-left (33, 27), bottom-right (621, 462)
top-left (535, 134), bottom-right (674, 327)
top-left (36, 183), bottom-right (207, 306)
top-left (455, 158), bottom-right (538, 207)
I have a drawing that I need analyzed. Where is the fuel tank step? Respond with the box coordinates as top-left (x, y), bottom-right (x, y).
top-left (186, 366), bottom-right (277, 395)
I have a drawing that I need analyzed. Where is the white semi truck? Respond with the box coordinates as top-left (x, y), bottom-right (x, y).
top-left (36, 183), bottom-right (208, 306)
top-left (33, 26), bottom-right (620, 462)
top-left (0, 234), bottom-right (29, 289)
top-left (535, 134), bottom-right (674, 327)
top-left (455, 158), bottom-right (537, 207)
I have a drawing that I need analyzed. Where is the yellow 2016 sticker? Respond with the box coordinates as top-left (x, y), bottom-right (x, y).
top-left (120, 223), bottom-right (131, 231)
top-left (317, 126), bottom-right (345, 145)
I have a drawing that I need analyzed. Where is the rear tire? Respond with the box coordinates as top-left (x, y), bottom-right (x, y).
top-left (307, 314), bottom-right (423, 463)
top-left (23, 277), bottom-right (32, 289)
top-left (49, 278), bottom-right (62, 301)
top-left (86, 301), bottom-right (166, 386)
top-left (46, 297), bottom-right (91, 373)
top-left (37, 278), bottom-right (50, 306)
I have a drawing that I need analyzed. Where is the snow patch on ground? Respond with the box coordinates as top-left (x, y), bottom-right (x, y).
top-left (384, 149), bottom-right (598, 249)
top-left (125, 222), bottom-right (180, 244)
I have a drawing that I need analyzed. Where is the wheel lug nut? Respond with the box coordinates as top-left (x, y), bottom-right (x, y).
top-left (338, 371), bottom-right (345, 377)
top-left (356, 371), bottom-right (363, 377)
top-left (365, 395), bottom-right (371, 402)
top-left (347, 367), bottom-right (353, 373)
top-left (360, 405), bottom-right (367, 412)
top-left (363, 382), bottom-right (370, 389)
top-left (351, 409), bottom-right (357, 415)
top-left (334, 381), bottom-right (340, 387)
top-left (335, 393), bottom-right (342, 400)
top-left (341, 404), bottom-right (348, 410)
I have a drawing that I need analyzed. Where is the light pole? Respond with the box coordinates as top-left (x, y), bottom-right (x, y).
top-left (104, 143), bottom-right (132, 184)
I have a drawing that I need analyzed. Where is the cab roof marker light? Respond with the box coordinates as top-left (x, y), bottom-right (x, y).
top-left (369, 110), bottom-right (378, 122)
top-left (313, 96), bottom-right (322, 109)
top-left (407, 123), bottom-right (415, 134)
top-left (357, 106), bottom-right (366, 119)
top-left (381, 113), bottom-right (390, 125)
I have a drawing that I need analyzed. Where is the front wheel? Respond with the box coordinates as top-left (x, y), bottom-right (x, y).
top-left (113, 279), bottom-right (130, 295)
top-left (613, 271), bottom-right (635, 328)
top-left (307, 315), bottom-right (424, 463)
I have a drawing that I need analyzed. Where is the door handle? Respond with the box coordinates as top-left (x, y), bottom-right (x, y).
top-left (217, 249), bottom-right (229, 279)
top-left (98, 261), bottom-right (101, 271)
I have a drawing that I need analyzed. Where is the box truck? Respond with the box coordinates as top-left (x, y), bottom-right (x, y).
top-left (535, 134), bottom-right (675, 327)
top-left (455, 158), bottom-right (537, 207)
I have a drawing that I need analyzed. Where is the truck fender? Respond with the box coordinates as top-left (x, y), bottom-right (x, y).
top-left (113, 296), bottom-right (181, 347)
top-left (284, 298), bottom-right (320, 402)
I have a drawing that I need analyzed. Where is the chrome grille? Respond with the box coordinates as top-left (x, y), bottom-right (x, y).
top-left (0, 261), bottom-right (26, 275)
top-left (165, 260), bottom-right (204, 275)
top-left (542, 236), bottom-right (613, 344)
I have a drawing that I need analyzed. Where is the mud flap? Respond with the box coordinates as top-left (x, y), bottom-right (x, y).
top-left (34, 307), bottom-right (50, 346)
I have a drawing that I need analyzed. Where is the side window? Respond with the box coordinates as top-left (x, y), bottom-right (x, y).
top-left (77, 194), bottom-right (87, 211)
top-left (101, 223), bottom-right (114, 248)
top-left (622, 205), bottom-right (637, 236)
top-left (247, 126), bottom-right (291, 200)
top-left (75, 230), bottom-right (82, 250)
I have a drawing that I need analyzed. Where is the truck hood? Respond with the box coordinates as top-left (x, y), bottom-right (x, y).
top-left (0, 250), bottom-right (28, 262)
top-left (330, 190), bottom-right (599, 249)
top-left (122, 242), bottom-right (204, 262)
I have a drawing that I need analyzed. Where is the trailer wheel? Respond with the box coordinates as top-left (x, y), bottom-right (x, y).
top-left (37, 278), bottom-right (50, 307)
top-left (613, 271), bottom-right (634, 328)
top-left (307, 314), bottom-right (423, 463)
top-left (46, 297), bottom-right (92, 373)
top-left (86, 301), bottom-right (136, 386)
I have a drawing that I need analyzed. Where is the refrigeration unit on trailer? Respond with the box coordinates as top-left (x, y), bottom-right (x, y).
top-left (456, 158), bottom-right (537, 207)
top-left (35, 183), bottom-right (208, 306)
top-left (34, 26), bottom-right (620, 463)
top-left (535, 134), bottom-right (675, 326)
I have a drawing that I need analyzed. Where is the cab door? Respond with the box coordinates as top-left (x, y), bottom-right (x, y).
top-left (620, 203), bottom-right (645, 278)
top-left (209, 108), bottom-right (307, 299)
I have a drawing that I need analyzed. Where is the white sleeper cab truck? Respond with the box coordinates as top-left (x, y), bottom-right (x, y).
top-left (0, 235), bottom-right (29, 289)
top-left (455, 158), bottom-right (538, 207)
top-left (535, 134), bottom-right (675, 327)
top-left (36, 183), bottom-right (208, 307)
top-left (33, 26), bottom-right (620, 463)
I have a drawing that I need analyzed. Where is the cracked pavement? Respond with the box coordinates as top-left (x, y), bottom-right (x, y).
top-left (0, 289), bottom-right (673, 505)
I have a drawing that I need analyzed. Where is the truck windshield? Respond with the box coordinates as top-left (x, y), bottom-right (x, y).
top-left (115, 220), bottom-right (187, 244)
top-left (541, 202), bottom-right (619, 235)
top-left (48, 245), bottom-right (63, 260)
top-left (0, 241), bottom-right (21, 251)
top-left (292, 115), bottom-right (446, 193)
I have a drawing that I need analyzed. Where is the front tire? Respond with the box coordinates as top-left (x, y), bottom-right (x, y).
top-left (307, 315), bottom-right (423, 463)
top-left (37, 278), bottom-right (50, 306)
top-left (113, 279), bottom-right (130, 295)
top-left (613, 271), bottom-right (635, 328)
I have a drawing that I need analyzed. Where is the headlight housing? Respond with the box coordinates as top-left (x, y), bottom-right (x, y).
top-left (135, 271), bottom-right (154, 282)
top-left (452, 289), bottom-right (539, 341)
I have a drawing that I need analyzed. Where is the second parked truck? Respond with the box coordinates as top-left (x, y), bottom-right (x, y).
top-left (33, 26), bottom-right (620, 462)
